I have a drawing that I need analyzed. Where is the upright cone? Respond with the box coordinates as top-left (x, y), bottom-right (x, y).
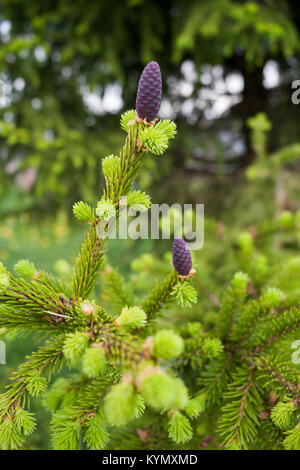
top-left (136, 61), bottom-right (162, 122)
top-left (172, 238), bottom-right (192, 276)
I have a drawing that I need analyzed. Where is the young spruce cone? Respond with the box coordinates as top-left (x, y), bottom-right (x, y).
top-left (136, 61), bottom-right (162, 122)
top-left (172, 238), bottom-right (192, 276)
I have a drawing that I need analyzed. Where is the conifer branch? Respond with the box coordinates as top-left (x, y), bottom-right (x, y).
top-left (91, 324), bottom-right (145, 368)
top-left (72, 223), bottom-right (105, 299)
top-left (0, 336), bottom-right (65, 420)
top-left (255, 356), bottom-right (300, 402)
top-left (102, 267), bottom-right (135, 310)
top-left (218, 366), bottom-right (263, 449)
top-left (247, 307), bottom-right (300, 351)
top-left (141, 270), bottom-right (179, 323)
top-left (198, 352), bottom-right (233, 407)
top-left (72, 125), bottom-right (144, 300)
top-left (0, 276), bottom-right (75, 331)
top-left (218, 273), bottom-right (249, 341)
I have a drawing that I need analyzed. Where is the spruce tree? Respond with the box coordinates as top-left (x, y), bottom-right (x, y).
top-left (0, 63), bottom-right (299, 451)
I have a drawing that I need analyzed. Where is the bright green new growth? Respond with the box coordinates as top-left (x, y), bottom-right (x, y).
top-left (184, 394), bottom-right (206, 419)
top-left (153, 329), bottom-right (184, 359)
top-left (51, 409), bottom-right (81, 450)
top-left (0, 409), bottom-right (36, 450)
top-left (82, 347), bottom-right (107, 378)
top-left (0, 273), bottom-right (10, 294)
top-left (138, 119), bottom-right (177, 156)
top-left (139, 371), bottom-right (189, 411)
top-left (26, 375), bottom-right (48, 397)
top-left (120, 109), bottom-right (137, 132)
top-left (271, 401), bottom-right (296, 430)
top-left (115, 306), bottom-right (147, 330)
top-left (126, 190), bottom-right (151, 212)
top-left (14, 409), bottom-right (36, 437)
top-left (14, 260), bottom-right (37, 279)
top-left (279, 210), bottom-right (294, 229)
top-left (120, 113), bottom-right (177, 155)
top-left (261, 287), bottom-right (285, 309)
top-left (42, 378), bottom-right (70, 413)
top-left (83, 412), bottom-right (109, 450)
top-left (154, 120), bottom-right (177, 140)
top-left (170, 379), bottom-right (190, 410)
top-left (95, 200), bottom-right (116, 221)
top-left (168, 411), bottom-right (193, 444)
top-left (73, 201), bottom-right (95, 222)
top-left (238, 232), bottom-right (254, 253)
top-left (283, 424), bottom-right (300, 450)
top-left (0, 418), bottom-right (24, 450)
top-left (63, 332), bottom-right (89, 365)
top-left (0, 263), bottom-right (9, 294)
top-left (104, 382), bottom-right (139, 426)
top-left (139, 126), bottom-right (169, 155)
top-left (139, 372), bottom-right (175, 410)
top-left (171, 283), bottom-right (198, 307)
top-left (202, 337), bottom-right (223, 359)
top-left (102, 155), bottom-right (120, 181)
top-left (231, 271), bottom-right (249, 294)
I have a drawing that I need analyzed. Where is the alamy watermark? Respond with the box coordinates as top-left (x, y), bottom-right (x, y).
top-left (0, 80), bottom-right (7, 107)
top-left (0, 341), bottom-right (6, 365)
top-left (291, 340), bottom-right (300, 365)
top-left (291, 80), bottom-right (300, 104)
top-left (97, 199), bottom-right (204, 250)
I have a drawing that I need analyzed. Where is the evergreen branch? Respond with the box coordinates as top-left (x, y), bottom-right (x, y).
top-left (230, 299), bottom-right (263, 343)
top-left (254, 419), bottom-right (285, 450)
top-left (198, 352), bottom-right (233, 407)
top-left (72, 223), bottom-right (105, 299)
top-left (46, 368), bottom-right (120, 420)
top-left (218, 273), bottom-right (249, 341)
top-left (141, 270), bottom-right (179, 323)
top-left (0, 276), bottom-right (68, 315)
top-left (0, 276), bottom-right (76, 330)
top-left (35, 271), bottom-right (69, 296)
top-left (103, 125), bottom-right (144, 204)
top-left (93, 324), bottom-right (145, 369)
top-left (255, 355), bottom-right (300, 402)
top-left (246, 307), bottom-right (300, 351)
top-left (231, 287), bottom-right (285, 345)
top-left (14, 260), bottom-right (67, 294)
top-left (72, 125), bottom-right (144, 299)
top-left (0, 305), bottom-right (70, 332)
top-left (102, 267), bottom-right (135, 310)
top-left (283, 422), bottom-right (300, 450)
top-left (0, 335), bottom-right (65, 419)
top-left (218, 366), bottom-right (263, 449)
top-left (68, 369), bottom-right (120, 422)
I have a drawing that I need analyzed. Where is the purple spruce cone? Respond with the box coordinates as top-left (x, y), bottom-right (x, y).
top-left (136, 61), bottom-right (162, 122)
top-left (172, 238), bottom-right (192, 276)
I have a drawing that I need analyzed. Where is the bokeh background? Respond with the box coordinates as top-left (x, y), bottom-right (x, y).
top-left (1, 0), bottom-right (300, 448)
